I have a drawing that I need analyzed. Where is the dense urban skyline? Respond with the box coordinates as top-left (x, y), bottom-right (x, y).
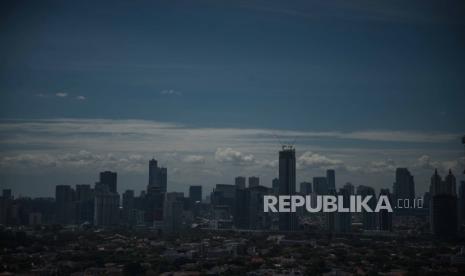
top-left (1, 0), bottom-right (464, 197)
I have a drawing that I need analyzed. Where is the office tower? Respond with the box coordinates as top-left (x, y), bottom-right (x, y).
top-left (393, 168), bottom-right (415, 205)
top-left (163, 192), bottom-right (185, 234)
top-left (343, 182), bottom-right (355, 195)
top-left (147, 158), bottom-right (167, 193)
top-left (278, 145), bottom-right (298, 231)
top-left (272, 178), bottom-right (279, 194)
top-left (313, 177), bottom-right (328, 195)
top-left (460, 181), bottom-right (465, 225)
top-left (122, 190), bottom-right (135, 225)
top-left (248, 176), bottom-right (260, 188)
top-left (55, 185), bottom-right (75, 225)
top-left (357, 185), bottom-right (377, 230)
top-left (430, 169), bottom-right (458, 237)
top-left (335, 186), bottom-right (352, 233)
top-left (235, 176), bottom-right (246, 189)
top-left (75, 184), bottom-right (94, 224)
top-left (94, 191), bottom-right (120, 227)
top-left (326, 169), bottom-right (336, 191)
top-left (0, 190), bottom-right (13, 225)
top-left (189, 185), bottom-right (202, 203)
top-left (99, 171), bottom-right (117, 193)
top-left (300, 182), bottom-right (312, 195)
top-left (234, 187), bottom-right (249, 229)
top-left (211, 184), bottom-right (236, 213)
top-left (378, 189), bottom-right (393, 231)
top-left (248, 186), bottom-right (273, 230)
top-left (423, 192), bottom-right (431, 209)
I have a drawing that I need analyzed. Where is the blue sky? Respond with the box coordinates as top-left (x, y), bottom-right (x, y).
top-left (0, 0), bottom-right (464, 197)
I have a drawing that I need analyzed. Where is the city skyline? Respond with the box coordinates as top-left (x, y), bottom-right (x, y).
top-left (1, 0), bottom-right (465, 197)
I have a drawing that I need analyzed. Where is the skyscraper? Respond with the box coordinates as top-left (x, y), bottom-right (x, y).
top-left (460, 181), bottom-right (465, 225)
top-left (235, 176), bottom-right (246, 189)
top-left (147, 158), bottom-right (167, 193)
top-left (334, 186), bottom-right (352, 233)
top-left (75, 184), bottom-right (93, 224)
top-left (55, 185), bottom-right (75, 225)
top-left (122, 190), bottom-right (135, 225)
top-left (248, 176), bottom-right (260, 188)
top-left (378, 188), bottom-right (393, 231)
top-left (278, 145), bottom-right (298, 231)
top-left (163, 192), bottom-right (185, 234)
top-left (357, 185), bottom-right (377, 230)
top-left (313, 177), bottom-right (328, 195)
top-left (299, 182), bottom-right (312, 195)
top-left (189, 185), bottom-right (202, 203)
top-left (393, 168), bottom-right (415, 208)
top-left (430, 169), bottom-right (458, 238)
top-left (272, 178), bottom-right (279, 194)
top-left (326, 169), bottom-right (336, 191)
top-left (99, 171), bottom-right (117, 193)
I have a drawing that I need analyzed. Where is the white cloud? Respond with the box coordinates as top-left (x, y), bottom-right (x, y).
top-left (297, 151), bottom-right (344, 170)
top-left (55, 92), bottom-right (68, 97)
top-left (76, 95), bottom-right (86, 100)
top-left (183, 155), bottom-right (206, 164)
top-left (215, 147), bottom-right (255, 166)
top-left (368, 158), bottom-right (397, 173)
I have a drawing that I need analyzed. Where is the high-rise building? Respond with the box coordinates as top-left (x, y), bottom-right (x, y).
top-left (393, 168), bottom-right (415, 207)
top-left (299, 182), bottom-right (312, 195)
top-left (278, 146), bottom-right (298, 231)
top-left (326, 169), bottom-right (336, 191)
top-left (357, 185), bottom-right (377, 230)
top-left (148, 158), bottom-right (167, 193)
top-left (272, 178), bottom-right (279, 194)
top-left (75, 184), bottom-right (93, 224)
top-left (99, 171), bottom-right (117, 193)
top-left (313, 177), bottom-right (328, 195)
top-left (94, 191), bottom-right (120, 226)
top-left (189, 185), bottom-right (202, 203)
top-left (430, 169), bottom-right (458, 238)
top-left (343, 182), bottom-right (355, 195)
top-left (378, 189), bottom-right (393, 231)
top-left (334, 186), bottom-right (352, 233)
top-left (459, 181), bottom-right (465, 225)
top-left (248, 185), bottom-right (272, 230)
top-left (163, 192), bottom-right (185, 234)
top-left (122, 190), bottom-right (135, 225)
top-left (248, 176), bottom-right (260, 188)
top-left (235, 176), bottom-right (246, 189)
top-left (55, 185), bottom-right (75, 225)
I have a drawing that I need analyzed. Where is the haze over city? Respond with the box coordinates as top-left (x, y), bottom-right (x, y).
top-left (1, 0), bottom-right (464, 197)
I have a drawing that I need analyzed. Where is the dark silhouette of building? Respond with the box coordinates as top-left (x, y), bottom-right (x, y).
top-left (299, 182), bottom-right (312, 195)
top-left (460, 181), bottom-right (465, 225)
top-left (75, 184), bottom-right (94, 224)
top-left (248, 176), bottom-right (260, 188)
top-left (393, 168), bottom-right (415, 210)
top-left (235, 176), bottom-right (246, 189)
top-left (99, 171), bottom-right (117, 193)
top-left (326, 169), bottom-right (336, 191)
top-left (430, 169), bottom-right (458, 238)
top-left (272, 178), bottom-right (279, 194)
top-left (335, 186), bottom-right (352, 233)
top-left (278, 145), bottom-right (298, 231)
top-left (313, 177), bottom-right (328, 195)
top-left (378, 188), bottom-right (393, 231)
top-left (55, 185), bottom-right (75, 224)
top-left (148, 158), bottom-right (167, 193)
top-left (357, 185), bottom-right (377, 230)
top-left (189, 185), bottom-right (202, 203)
top-left (122, 190), bottom-right (135, 225)
top-left (343, 182), bottom-right (355, 195)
